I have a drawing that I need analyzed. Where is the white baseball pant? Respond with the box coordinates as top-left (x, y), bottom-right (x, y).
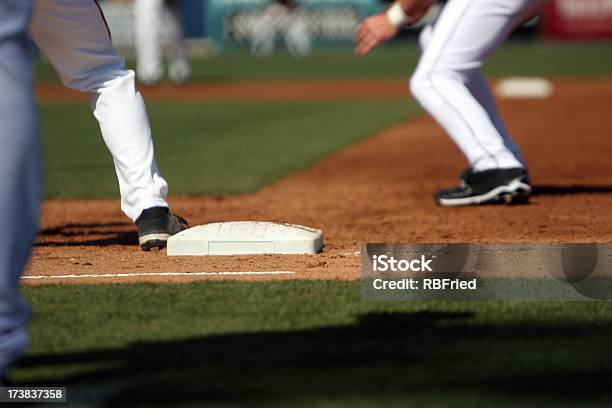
top-left (29, 0), bottom-right (169, 222)
top-left (410, 0), bottom-right (547, 171)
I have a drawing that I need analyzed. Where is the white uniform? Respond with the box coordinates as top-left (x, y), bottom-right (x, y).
top-left (410, 0), bottom-right (546, 171)
top-left (251, 2), bottom-right (311, 58)
top-left (134, 0), bottom-right (191, 84)
top-left (29, 0), bottom-right (169, 222)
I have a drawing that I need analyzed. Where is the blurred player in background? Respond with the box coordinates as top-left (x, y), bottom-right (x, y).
top-left (251, 0), bottom-right (312, 57)
top-left (356, 0), bottom-right (545, 206)
top-left (134, 0), bottom-right (191, 85)
top-left (30, 0), bottom-right (188, 250)
top-left (0, 0), bottom-right (39, 379)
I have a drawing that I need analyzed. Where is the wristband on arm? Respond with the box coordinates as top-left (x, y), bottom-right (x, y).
top-left (386, 2), bottom-right (409, 27)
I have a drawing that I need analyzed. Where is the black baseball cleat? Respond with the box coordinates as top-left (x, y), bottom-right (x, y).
top-left (435, 167), bottom-right (532, 207)
top-left (135, 206), bottom-right (189, 251)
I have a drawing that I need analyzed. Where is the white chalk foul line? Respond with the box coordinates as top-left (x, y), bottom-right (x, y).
top-left (22, 271), bottom-right (296, 280)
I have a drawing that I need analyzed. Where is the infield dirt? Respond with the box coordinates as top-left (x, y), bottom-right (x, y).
top-left (28, 78), bottom-right (612, 283)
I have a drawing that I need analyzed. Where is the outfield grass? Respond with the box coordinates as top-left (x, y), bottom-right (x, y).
top-left (188, 42), bottom-right (612, 79)
top-left (41, 100), bottom-right (418, 198)
top-left (36, 42), bottom-right (612, 83)
top-left (13, 281), bottom-right (612, 407)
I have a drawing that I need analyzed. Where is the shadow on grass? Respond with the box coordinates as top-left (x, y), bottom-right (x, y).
top-left (16, 311), bottom-right (612, 406)
top-left (36, 222), bottom-right (138, 247)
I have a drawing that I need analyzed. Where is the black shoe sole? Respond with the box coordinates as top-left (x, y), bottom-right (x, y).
top-left (139, 233), bottom-right (171, 251)
top-left (140, 239), bottom-right (168, 251)
top-left (136, 210), bottom-right (189, 252)
top-left (437, 178), bottom-right (532, 207)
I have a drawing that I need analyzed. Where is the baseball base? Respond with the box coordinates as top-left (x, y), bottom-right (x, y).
top-left (166, 221), bottom-right (324, 256)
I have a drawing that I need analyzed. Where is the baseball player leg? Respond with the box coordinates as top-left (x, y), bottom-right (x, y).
top-left (418, 24), bottom-right (525, 165)
top-left (30, 0), bottom-right (169, 222)
top-left (251, 5), bottom-right (282, 57)
top-left (134, 0), bottom-right (165, 84)
top-left (162, 0), bottom-right (191, 84)
top-left (0, 0), bottom-right (40, 377)
top-left (410, 0), bottom-right (543, 171)
top-left (467, 71), bottom-right (526, 165)
top-left (284, 13), bottom-right (312, 57)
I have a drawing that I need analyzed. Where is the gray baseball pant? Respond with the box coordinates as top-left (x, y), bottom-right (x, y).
top-left (0, 0), bottom-right (40, 376)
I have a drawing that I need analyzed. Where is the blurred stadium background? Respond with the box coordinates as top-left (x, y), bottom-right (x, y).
top-left (98, 0), bottom-right (612, 53)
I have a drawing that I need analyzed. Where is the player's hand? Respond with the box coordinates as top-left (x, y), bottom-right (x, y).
top-left (355, 14), bottom-right (399, 56)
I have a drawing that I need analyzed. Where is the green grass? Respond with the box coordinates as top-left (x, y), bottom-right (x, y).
top-left (41, 100), bottom-right (417, 198)
top-left (36, 42), bottom-right (612, 83)
top-left (13, 281), bottom-right (612, 407)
